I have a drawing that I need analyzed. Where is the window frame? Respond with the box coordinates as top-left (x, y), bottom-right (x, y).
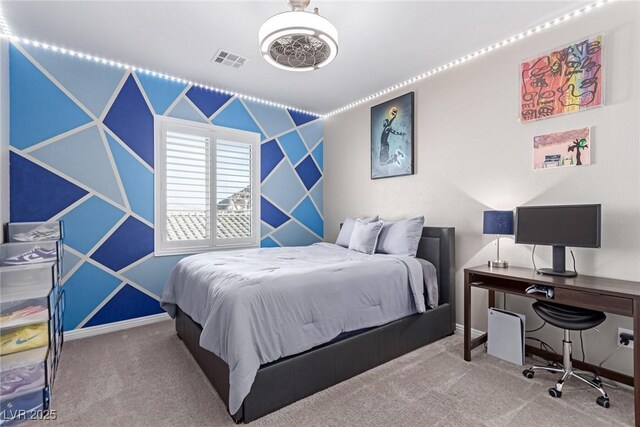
top-left (154, 116), bottom-right (261, 256)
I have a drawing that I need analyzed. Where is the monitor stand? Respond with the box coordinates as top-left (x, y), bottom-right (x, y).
top-left (538, 245), bottom-right (578, 278)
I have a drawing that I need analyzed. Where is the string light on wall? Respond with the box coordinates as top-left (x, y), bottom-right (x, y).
top-left (323, 0), bottom-right (616, 118)
top-left (0, 5), bottom-right (12, 37)
top-left (0, 34), bottom-right (322, 118)
top-left (0, 0), bottom-right (616, 118)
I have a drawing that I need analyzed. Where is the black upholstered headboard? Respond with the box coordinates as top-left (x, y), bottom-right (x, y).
top-left (415, 227), bottom-right (455, 307)
top-left (337, 224), bottom-right (455, 308)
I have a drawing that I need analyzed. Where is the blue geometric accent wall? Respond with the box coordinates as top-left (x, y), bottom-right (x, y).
top-left (8, 43), bottom-right (324, 331)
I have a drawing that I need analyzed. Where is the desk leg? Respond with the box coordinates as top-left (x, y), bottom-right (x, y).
top-left (634, 299), bottom-right (639, 424)
top-left (464, 271), bottom-right (471, 361)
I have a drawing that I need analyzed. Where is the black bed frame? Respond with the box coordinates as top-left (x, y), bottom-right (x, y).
top-left (175, 226), bottom-right (455, 423)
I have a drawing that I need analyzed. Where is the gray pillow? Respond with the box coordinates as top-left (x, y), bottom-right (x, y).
top-left (335, 216), bottom-right (379, 247)
top-left (376, 216), bottom-right (425, 256)
top-left (348, 219), bottom-right (384, 255)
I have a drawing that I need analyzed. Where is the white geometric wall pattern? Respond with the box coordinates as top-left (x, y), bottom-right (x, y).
top-left (8, 42), bottom-right (323, 330)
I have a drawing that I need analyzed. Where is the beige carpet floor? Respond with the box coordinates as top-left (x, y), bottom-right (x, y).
top-left (41, 320), bottom-right (633, 426)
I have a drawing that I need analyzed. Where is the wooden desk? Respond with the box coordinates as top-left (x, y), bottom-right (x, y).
top-left (463, 265), bottom-right (640, 423)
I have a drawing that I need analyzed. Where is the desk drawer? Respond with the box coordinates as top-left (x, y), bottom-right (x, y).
top-left (554, 288), bottom-right (633, 316)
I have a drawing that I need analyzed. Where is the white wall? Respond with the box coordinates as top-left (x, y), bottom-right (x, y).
top-left (324, 1), bottom-right (639, 376)
top-left (0, 39), bottom-right (9, 242)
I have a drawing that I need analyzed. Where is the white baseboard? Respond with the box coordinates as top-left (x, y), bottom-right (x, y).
top-left (455, 323), bottom-right (485, 339)
top-left (65, 313), bottom-right (171, 341)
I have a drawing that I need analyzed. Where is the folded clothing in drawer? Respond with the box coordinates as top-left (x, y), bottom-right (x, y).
top-left (0, 324), bottom-right (48, 356)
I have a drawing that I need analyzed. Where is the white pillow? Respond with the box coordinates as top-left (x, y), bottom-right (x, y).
top-left (348, 219), bottom-right (384, 255)
top-left (376, 216), bottom-right (425, 256)
top-left (335, 216), bottom-right (379, 247)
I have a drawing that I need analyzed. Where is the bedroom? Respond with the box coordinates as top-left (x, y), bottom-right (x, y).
top-left (0, 0), bottom-right (638, 425)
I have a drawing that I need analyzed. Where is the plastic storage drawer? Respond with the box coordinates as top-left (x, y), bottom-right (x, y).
top-left (0, 263), bottom-right (57, 327)
top-left (0, 347), bottom-right (53, 401)
top-left (0, 321), bottom-right (51, 357)
top-left (0, 388), bottom-right (49, 425)
top-left (6, 221), bottom-right (63, 244)
top-left (0, 242), bottom-right (62, 270)
top-left (0, 299), bottom-right (50, 330)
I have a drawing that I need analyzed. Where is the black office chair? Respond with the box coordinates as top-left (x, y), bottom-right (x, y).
top-left (522, 300), bottom-right (610, 408)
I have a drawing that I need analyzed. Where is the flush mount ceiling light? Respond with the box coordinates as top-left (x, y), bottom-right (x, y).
top-left (259, 0), bottom-right (338, 72)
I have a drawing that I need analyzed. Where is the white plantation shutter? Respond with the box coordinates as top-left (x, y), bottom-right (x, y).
top-left (216, 140), bottom-right (253, 242)
top-left (155, 117), bottom-right (260, 255)
top-left (165, 131), bottom-right (210, 242)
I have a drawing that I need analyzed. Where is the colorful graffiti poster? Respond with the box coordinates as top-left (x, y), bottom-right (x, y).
top-left (520, 35), bottom-right (603, 122)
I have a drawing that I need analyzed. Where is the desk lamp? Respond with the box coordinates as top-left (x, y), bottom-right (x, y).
top-left (483, 210), bottom-right (514, 268)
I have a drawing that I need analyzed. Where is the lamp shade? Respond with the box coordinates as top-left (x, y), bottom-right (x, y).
top-left (483, 210), bottom-right (514, 235)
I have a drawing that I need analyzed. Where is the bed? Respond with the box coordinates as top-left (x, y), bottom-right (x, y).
top-left (163, 226), bottom-right (455, 423)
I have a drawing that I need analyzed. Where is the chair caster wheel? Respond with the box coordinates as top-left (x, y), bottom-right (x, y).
top-left (522, 369), bottom-right (534, 379)
top-left (548, 388), bottom-right (562, 398)
top-left (596, 396), bottom-right (610, 408)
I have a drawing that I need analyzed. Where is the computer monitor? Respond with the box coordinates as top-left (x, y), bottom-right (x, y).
top-left (515, 204), bottom-right (601, 277)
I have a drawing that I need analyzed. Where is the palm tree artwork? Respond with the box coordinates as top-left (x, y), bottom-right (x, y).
top-left (534, 128), bottom-right (590, 170)
top-left (568, 138), bottom-right (588, 166)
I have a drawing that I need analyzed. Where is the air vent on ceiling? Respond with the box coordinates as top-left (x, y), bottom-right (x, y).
top-left (211, 49), bottom-right (247, 68)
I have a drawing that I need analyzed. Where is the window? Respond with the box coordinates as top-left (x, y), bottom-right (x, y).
top-left (155, 117), bottom-right (260, 255)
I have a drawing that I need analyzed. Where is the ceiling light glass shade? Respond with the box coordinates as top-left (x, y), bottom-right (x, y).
top-left (259, 10), bottom-right (339, 72)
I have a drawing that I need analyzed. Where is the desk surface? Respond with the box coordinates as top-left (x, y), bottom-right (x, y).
top-left (465, 265), bottom-right (640, 299)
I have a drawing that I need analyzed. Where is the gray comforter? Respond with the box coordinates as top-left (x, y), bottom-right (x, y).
top-left (160, 243), bottom-right (433, 414)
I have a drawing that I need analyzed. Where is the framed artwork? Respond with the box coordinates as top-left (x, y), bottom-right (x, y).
top-left (533, 127), bottom-right (591, 170)
top-left (520, 35), bottom-right (603, 122)
top-left (370, 92), bottom-right (414, 179)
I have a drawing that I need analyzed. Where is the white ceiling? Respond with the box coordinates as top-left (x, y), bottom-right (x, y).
top-left (3, 1), bottom-right (588, 114)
